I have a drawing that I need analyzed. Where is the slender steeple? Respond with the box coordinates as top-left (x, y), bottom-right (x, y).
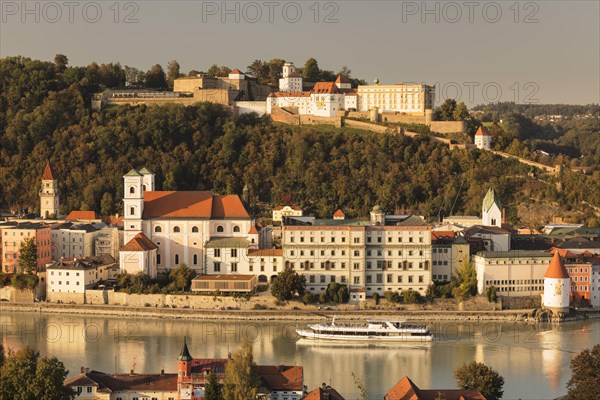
top-left (40, 161), bottom-right (59, 219)
top-left (178, 336), bottom-right (193, 361)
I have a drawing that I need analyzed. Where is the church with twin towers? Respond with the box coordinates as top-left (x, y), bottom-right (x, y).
top-left (120, 168), bottom-right (257, 277)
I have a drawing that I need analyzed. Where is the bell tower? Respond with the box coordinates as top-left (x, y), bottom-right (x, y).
top-left (40, 162), bottom-right (59, 219)
top-left (123, 169), bottom-right (144, 243)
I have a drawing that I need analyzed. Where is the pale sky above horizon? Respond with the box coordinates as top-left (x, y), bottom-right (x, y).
top-left (1, 0), bottom-right (599, 106)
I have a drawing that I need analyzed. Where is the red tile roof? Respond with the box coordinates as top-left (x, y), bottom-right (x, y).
top-left (42, 162), bottom-right (55, 180)
top-left (231, 68), bottom-right (243, 74)
top-left (103, 215), bottom-right (124, 227)
top-left (248, 225), bottom-right (259, 234)
top-left (121, 233), bottom-right (158, 252)
top-left (311, 82), bottom-right (340, 94)
top-left (333, 209), bottom-right (345, 217)
top-left (248, 249), bottom-right (283, 257)
top-left (385, 376), bottom-right (487, 400)
top-left (335, 74), bottom-right (351, 84)
top-left (545, 251), bottom-right (570, 279)
top-left (142, 192), bottom-right (249, 219)
top-left (257, 365), bottom-right (303, 391)
top-left (475, 126), bottom-right (491, 137)
top-left (305, 385), bottom-right (346, 400)
top-left (211, 195), bottom-right (250, 219)
top-left (66, 210), bottom-right (99, 221)
top-left (64, 371), bottom-right (177, 393)
top-left (432, 231), bottom-right (455, 240)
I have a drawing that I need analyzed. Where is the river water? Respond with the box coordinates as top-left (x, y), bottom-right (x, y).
top-left (0, 311), bottom-right (598, 399)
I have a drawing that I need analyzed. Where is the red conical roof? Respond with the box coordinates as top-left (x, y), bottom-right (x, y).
top-left (475, 126), bottom-right (491, 137)
top-left (42, 162), bottom-right (55, 180)
top-left (544, 251), bottom-right (569, 279)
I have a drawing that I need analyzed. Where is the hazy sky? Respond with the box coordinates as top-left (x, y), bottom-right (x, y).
top-left (1, 0), bottom-right (599, 106)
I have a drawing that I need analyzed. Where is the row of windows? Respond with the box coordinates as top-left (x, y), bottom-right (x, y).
top-left (486, 279), bottom-right (544, 286)
top-left (153, 225), bottom-right (242, 233)
top-left (304, 273), bottom-right (428, 285)
top-left (288, 235), bottom-right (426, 244)
top-left (572, 276), bottom-right (589, 282)
top-left (288, 249), bottom-right (427, 258)
top-left (568, 267), bottom-right (589, 274)
top-left (571, 286), bottom-right (589, 292)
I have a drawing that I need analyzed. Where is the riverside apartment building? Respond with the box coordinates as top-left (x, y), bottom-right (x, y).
top-left (282, 207), bottom-right (432, 299)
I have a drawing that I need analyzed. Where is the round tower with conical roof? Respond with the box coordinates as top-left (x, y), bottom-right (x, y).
top-left (543, 252), bottom-right (570, 314)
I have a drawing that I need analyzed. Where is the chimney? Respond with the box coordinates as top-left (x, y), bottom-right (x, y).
top-left (80, 366), bottom-right (85, 374)
top-left (130, 369), bottom-right (134, 375)
top-left (160, 369), bottom-right (164, 375)
top-left (502, 208), bottom-right (506, 224)
top-left (84, 367), bottom-right (90, 374)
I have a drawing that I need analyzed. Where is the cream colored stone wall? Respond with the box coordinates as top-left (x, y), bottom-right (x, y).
top-left (429, 120), bottom-right (467, 134)
top-left (0, 286), bottom-right (35, 302)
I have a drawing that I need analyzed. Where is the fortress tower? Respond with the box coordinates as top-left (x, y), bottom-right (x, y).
top-left (474, 126), bottom-right (492, 150)
top-left (543, 251), bottom-right (570, 314)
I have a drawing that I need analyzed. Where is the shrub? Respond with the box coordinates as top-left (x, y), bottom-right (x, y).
top-left (372, 292), bottom-right (380, 305)
top-left (0, 273), bottom-right (11, 287)
top-left (401, 289), bottom-right (422, 304)
top-left (486, 286), bottom-right (498, 303)
top-left (318, 293), bottom-right (327, 304)
top-left (385, 290), bottom-right (400, 303)
top-left (10, 274), bottom-right (38, 290)
top-left (302, 292), bottom-right (314, 304)
top-left (253, 303), bottom-right (268, 310)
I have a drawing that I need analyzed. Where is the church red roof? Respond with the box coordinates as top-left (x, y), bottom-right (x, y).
top-left (385, 376), bottom-right (487, 400)
top-left (311, 82), bottom-right (340, 94)
top-left (544, 251), bottom-right (570, 279)
top-left (121, 233), bottom-right (158, 252)
top-left (42, 162), bottom-right (55, 180)
top-left (66, 211), bottom-right (99, 221)
top-left (142, 192), bottom-right (249, 219)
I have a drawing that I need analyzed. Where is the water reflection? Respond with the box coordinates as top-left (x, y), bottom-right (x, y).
top-left (0, 312), bottom-right (597, 399)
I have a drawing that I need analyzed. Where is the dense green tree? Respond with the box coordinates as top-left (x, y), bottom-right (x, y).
top-left (566, 344), bottom-right (600, 400)
top-left (0, 343), bottom-right (4, 366)
top-left (166, 60), bottom-right (181, 89)
top-left (454, 361), bottom-right (504, 400)
top-left (207, 64), bottom-right (231, 78)
top-left (452, 257), bottom-right (478, 301)
top-left (204, 370), bottom-right (222, 400)
top-left (437, 99), bottom-right (457, 121)
top-left (54, 54), bottom-right (68, 71)
top-left (0, 346), bottom-right (75, 400)
top-left (18, 236), bottom-right (37, 273)
top-left (100, 192), bottom-right (114, 216)
top-left (222, 341), bottom-right (259, 400)
top-left (270, 266), bottom-right (306, 301)
top-left (145, 64), bottom-right (167, 89)
top-left (453, 102), bottom-right (470, 120)
top-left (302, 58), bottom-right (320, 81)
top-left (169, 263), bottom-right (197, 291)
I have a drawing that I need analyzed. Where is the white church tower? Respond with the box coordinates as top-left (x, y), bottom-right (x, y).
top-left (482, 188), bottom-right (502, 228)
top-left (543, 251), bottom-right (570, 313)
top-left (279, 62), bottom-right (303, 92)
top-left (123, 169), bottom-right (145, 244)
top-left (40, 162), bottom-right (60, 219)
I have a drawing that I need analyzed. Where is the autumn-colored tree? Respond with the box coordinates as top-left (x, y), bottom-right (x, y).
top-left (222, 341), bottom-right (259, 400)
top-left (566, 344), bottom-right (600, 400)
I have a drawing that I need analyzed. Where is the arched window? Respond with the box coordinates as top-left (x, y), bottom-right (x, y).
top-left (174, 254), bottom-right (179, 265)
top-left (130, 207), bottom-right (135, 216)
top-left (173, 226), bottom-right (181, 233)
top-left (157, 254), bottom-right (161, 265)
top-left (192, 226), bottom-right (199, 233)
top-left (154, 226), bottom-right (162, 233)
top-left (217, 225), bottom-right (224, 233)
top-left (142, 184), bottom-right (147, 192)
top-left (233, 225), bottom-right (240, 233)
top-left (129, 186), bottom-right (135, 194)
top-left (193, 254), bottom-right (198, 265)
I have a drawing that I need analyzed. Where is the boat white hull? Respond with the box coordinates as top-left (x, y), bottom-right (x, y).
top-left (296, 329), bottom-right (433, 342)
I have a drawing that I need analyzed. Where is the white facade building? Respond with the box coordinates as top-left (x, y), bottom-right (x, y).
top-left (481, 187), bottom-right (502, 228)
top-left (282, 211), bottom-right (432, 297)
top-left (473, 250), bottom-right (553, 297)
top-left (120, 168), bottom-right (254, 277)
top-left (47, 255), bottom-right (117, 295)
top-left (272, 205), bottom-right (303, 222)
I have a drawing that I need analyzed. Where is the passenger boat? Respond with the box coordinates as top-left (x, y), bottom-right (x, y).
top-left (296, 316), bottom-right (433, 342)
